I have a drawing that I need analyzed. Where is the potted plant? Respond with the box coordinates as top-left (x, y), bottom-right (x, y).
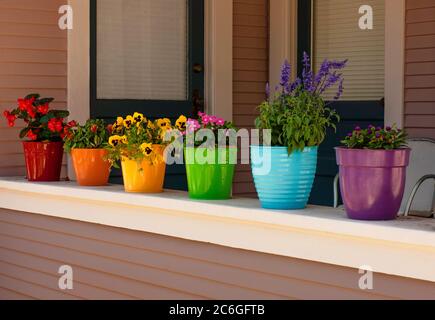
top-left (252, 53), bottom-right (347, 210)
top-left (63, 119), bottom-right (112, 186)
top-left (336, 125), bottom-right (410, 220)
top-left (107, 113), bottom-right (173, 193)
top-left (179, 113), bottom-right (237, 200)
top-left (3, 93), bottom-right (71, 181)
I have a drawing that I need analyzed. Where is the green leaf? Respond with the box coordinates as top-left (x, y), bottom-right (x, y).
top-left (25, 93), bottom-right (40, 100)
top-left (19, 127), bottom-right (30, 139)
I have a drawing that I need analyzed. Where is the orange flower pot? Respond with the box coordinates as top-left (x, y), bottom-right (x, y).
top-left (71, 149), bottom-right (111, 186)
top-left (121, 145), bottom-right (166, 193)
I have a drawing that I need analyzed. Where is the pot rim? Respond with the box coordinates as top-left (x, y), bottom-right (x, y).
top-left (335, 146), bottom-right (411, 152)
top-left (22, 141), bottom-right (63, 145)
top-left (71, 148), bottom-right (108, 151)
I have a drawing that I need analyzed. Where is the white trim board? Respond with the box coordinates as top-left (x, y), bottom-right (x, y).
top-left (0, 177), bottom-right (434, 283)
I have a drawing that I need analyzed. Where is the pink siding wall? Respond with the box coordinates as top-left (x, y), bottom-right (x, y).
top-left (233, 0), bottom-right (269, 197)
top-left (0, 0), bottom-right (67, 176)
top-left (1, 209), bottom-right (435, 300)
top-left (405, 0), bottom-right (435, 139)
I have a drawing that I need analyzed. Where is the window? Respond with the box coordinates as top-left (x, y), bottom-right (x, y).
top-left (313, 0), bottom-right (385, 101)
top-left (96, 0), bottom-right (189, 101)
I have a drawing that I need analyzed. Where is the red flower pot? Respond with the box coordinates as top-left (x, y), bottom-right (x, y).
top-left (23, 141), bottom-right (64, 182)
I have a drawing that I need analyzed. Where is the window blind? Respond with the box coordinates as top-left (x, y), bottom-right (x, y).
top-left (313, 0), bottom-right (385, 101)
top-left (97, 0), bottom-right (188, 101)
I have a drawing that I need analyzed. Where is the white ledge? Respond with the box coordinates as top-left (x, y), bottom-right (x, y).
top-left (0, 177), bottom-right (434, 283)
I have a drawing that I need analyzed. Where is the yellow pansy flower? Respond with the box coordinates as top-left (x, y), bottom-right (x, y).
top-left (133, 112), bottom-right (146, 124)
top-left (157, 118), bottom-right (171, 130)
top-left (147, 120), bottom-right (156, 130)
top-left (175, 115), bottom-right (187, 131)
top-left (112, 117), bottom-right (124, 132)
top-left (109, 135), bottom-right (122, 147)
top-left (124, 116), bottom-right (134, 129)
top-left (140, 143), bottom-right (154, 156)
top-left (121, 135), bottom-right (128, 144)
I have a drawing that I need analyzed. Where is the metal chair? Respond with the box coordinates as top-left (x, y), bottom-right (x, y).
top-left (401, 138), bottom-right (435, 218)
top-left (333, 138), bottom-right (435, 218)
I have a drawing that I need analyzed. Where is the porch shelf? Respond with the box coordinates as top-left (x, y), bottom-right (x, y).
top-left (0, 177), bottom-right (434, 283)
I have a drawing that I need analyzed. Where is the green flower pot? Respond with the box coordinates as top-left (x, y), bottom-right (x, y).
top-left (185, 147), bottom-right (236, 200)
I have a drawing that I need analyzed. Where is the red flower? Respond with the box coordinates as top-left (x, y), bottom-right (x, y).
top-left (37, 103), bottom-right (49, 115)
top-left (90, 124), bottom-right (98, 133)
top-left (3, 110), bottom-right (17, 127)
top-left (17, 97), bottom-right (35, 112)
top-left (26, 130), bottom-right (38, 141)
top-left (26, 106), bottom-right (36, 119)
top-left (106, 124), bottom-right (113, 133)
top-left (48, 118), bottom-right (64, 133)
top-left (67, 120), bottom-right (77, 128)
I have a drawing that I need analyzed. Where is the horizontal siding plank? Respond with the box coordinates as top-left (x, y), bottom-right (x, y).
top-left (405, 102), bottom-right (435, 114)
top-left (0, 0), bottom-right (65, 11)
top-left (405, 88), bottom-right (435, 101)
top-left (0, 286), bottom-right (34, 300)
top-left (406, 48), bottom-right (435, 62)
top-left (0, 48), bottom-right (67, 64)
top-left (233, 26), bottom-right (268, 39)
top-left (0, 22), bottom-right (66, 39)
top-left (407, 127), bottom-right (435, 139)
top-left (406, 7), bottom-right (435, 23)
top-left (0, 273), bottom-right (78, 300)
top-left (0, 62), bottom-right (67, 76)
top-left (406, 62), bottom-right (435, 75)
top-left (405, 115), bottom-right (435, 127)
top-left (405, 75), bottom-right (435, 88)
top-left (406, 34), bottom-right (435, 49)
top-left (0, 35), bottom-right (67, 51)
top-left (0, 8), bottom-right (60, 25)
top-left (406, 0), bottom-right (435, 10)
top-left (0, 75), bottom-right (67, 90)
top-left (406, 21), bottom-right (435, 36)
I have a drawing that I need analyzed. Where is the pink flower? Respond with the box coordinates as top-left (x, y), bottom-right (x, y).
top-left (209, 116), bottom-right (218, 124)
top-left (198, 111), bottom-right (205, 117)
top-left (216, 118), bottom-right (225, 126)
top-left (202, 115), bottom-right (210, 125)
top-left (187, 119), bottom-right (200, 133)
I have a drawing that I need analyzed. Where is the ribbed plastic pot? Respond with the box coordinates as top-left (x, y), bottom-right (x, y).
top-left (23, 141), bottom-right (64, 182)
top-left (185, 147), bottom-right (236, 200)
top-left (121, 145), bottom-right (166, 193)
top-left (336, 147), bottom-right (411, 221)
top-left (251, 146), bottom-right (318, 210)
top-left (71, 149), bottom-right (111, 186)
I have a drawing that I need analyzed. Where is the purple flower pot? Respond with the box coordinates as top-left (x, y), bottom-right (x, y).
top-left (335, 147), bottom-right (411, 221)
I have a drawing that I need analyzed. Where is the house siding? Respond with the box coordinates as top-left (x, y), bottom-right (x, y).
top-left (405, 0), bottom-right (435, 139)
top-left (233, 0), bottom-right (269, 197)
top-left (0, 0), bottom-right (67, 177)
top-left (0, 208), bottom-right (435, 300)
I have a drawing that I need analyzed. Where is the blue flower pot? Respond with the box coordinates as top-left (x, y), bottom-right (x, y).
top-left (250, 146), bottom-right (318, 210)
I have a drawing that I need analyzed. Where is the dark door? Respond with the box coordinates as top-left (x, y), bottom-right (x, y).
top-left (298, 0), bottom-right (385, 206)
top-left (90, 0), bottom-right (204, 190)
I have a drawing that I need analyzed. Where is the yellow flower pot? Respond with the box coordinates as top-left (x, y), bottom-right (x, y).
top-left (121, 145), bottom-right (166, 193)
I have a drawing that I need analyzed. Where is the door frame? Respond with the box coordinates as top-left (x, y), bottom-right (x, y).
top-left (67, 0), bottom-right (233, 178)
top-left (269, 0), bottom-right (406, 128)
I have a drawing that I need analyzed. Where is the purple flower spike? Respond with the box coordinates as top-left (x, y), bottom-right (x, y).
top-left (280, 60), bottom-right (291, 89)
top-left (355, 126), bottom-right (361, 131)
top-left (376, 126), bottom-right (382, 131)
top-left (265, 82), bottom-right (270, 99)
top-left (347, 133), bottom-right (353, 137)
top-left (386, 126), bottom-right (392, 131)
